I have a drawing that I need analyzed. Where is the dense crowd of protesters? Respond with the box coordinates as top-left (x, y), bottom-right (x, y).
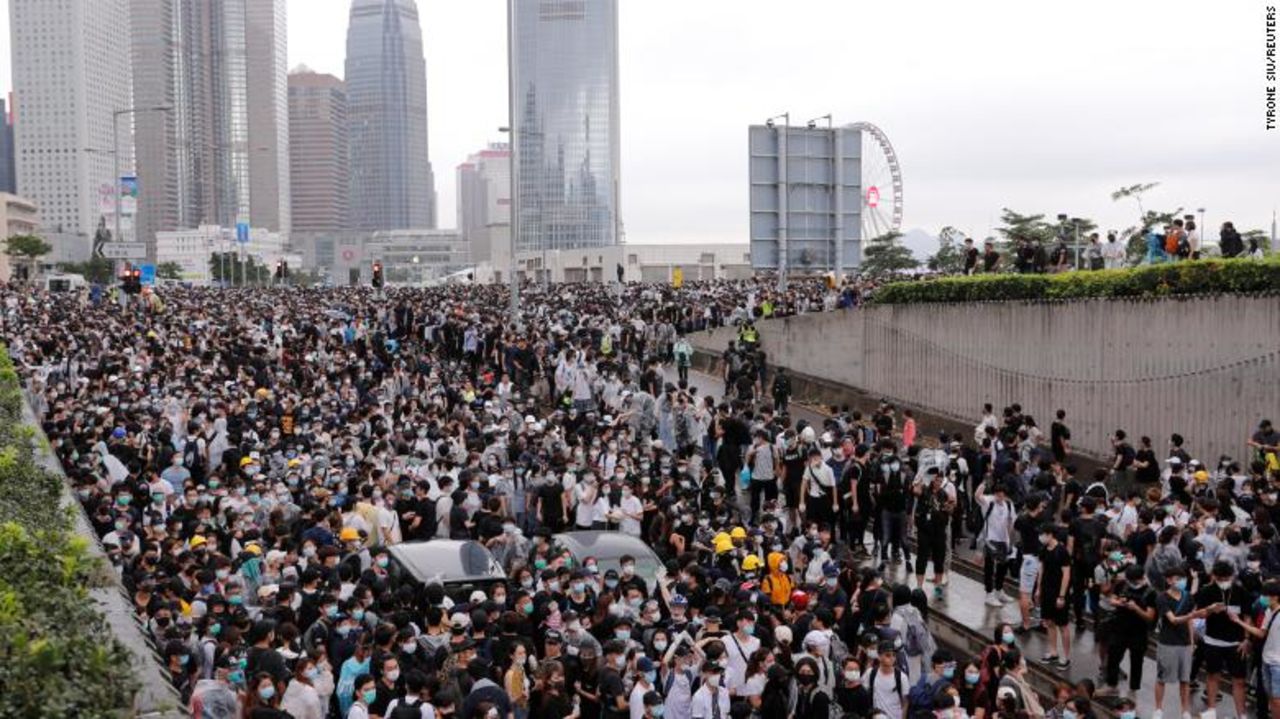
top-left (0, 275), bottom-right (1276, 719)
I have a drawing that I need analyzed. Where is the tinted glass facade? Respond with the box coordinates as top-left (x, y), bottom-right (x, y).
top-left (345, 0), bottom-right (437, 231)
top-left (512, 0), bottom-right (620, 252)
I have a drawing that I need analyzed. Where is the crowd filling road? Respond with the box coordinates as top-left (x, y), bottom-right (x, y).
top-left (2, 277), bottom-right (1278, 719)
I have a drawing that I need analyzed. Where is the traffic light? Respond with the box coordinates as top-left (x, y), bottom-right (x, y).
top-left (274, 260), bottom-right (283, 280)
top-left (119, 268), bottom-right (142, 295)
top-left (372, 261), bottom-right (384, 289)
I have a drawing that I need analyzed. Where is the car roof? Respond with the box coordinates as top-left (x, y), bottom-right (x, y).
top-left (552, 531), bottom-right (661, 564)
top-left (386, 540), bottom-right (505, 584)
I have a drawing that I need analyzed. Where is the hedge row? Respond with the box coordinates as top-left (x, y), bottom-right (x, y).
top-left (870, 257), bottom-right (1280, 305)
top-left (0, 346), bottom-right (139, 718)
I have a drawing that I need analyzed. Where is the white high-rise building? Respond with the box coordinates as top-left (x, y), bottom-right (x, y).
top-left (457, 143), bottom-right (510, 264)
top-left (9, 0), bottom-right (133, 255)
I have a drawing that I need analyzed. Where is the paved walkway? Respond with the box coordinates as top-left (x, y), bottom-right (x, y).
top-left (663, 365), bottom-right (1253, 718)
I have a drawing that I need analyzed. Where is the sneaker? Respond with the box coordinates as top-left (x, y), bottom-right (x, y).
top-left (1056, 657), bottom-right (1071, 670)
top-left (985, 592), bottom-right (1003, 607)
top-left (1095, 684), bottom-right (1118, 697)
top-left (1040, 654), bottom-right (1058, 664)
top-left (1150, 710), bottom-right (1162, 719)
top-left (997, 591), bottom-right (1013, 604)
top-left (933, 586), bottom-right (944, 600)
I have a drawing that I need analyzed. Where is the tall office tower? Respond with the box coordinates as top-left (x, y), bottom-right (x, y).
top-left (511, 0), bottom-right (620, 252)
top-left (457, 143), bottom-right (511, 263)
top-left (131, 0), bottom-right (290, 255)
top-left (0, 98), bottom-right (15, 194)
top-left (345, 0), bottom-right (437, 230)
top-left (9, 0), bottom-right (132, 246)
top-left (288, 70), bottom-right (349, 232)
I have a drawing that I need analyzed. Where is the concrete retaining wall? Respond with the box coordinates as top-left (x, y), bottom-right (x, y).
top-left (690, 295), bottom-right (1280, 465)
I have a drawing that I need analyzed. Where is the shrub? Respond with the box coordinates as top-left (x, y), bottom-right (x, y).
top-left (0, 345), bottom-right (139, 717)
top-left (870, 257), bottom-right (1280, 305)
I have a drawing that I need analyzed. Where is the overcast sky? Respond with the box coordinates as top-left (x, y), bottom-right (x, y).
top-left (2, 0), bottom-right (1277, 246)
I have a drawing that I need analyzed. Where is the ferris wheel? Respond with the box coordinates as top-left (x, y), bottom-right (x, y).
top-left (845, 122), bottom-right (903, 241)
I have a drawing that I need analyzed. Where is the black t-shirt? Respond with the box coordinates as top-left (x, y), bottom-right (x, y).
top-left (1196, 582), bottom-right (1246, 644)
top-left (963, 247), bottom-right (979, 270)
top-left (879, 468), bottom-right (907, 513)
top-left (538, 483), bottom-right (564, 523)
top-left (982, 250), bottom-right (1000, 271)
top-left (1135, 448), bottom-right (1159, 483)
top-left (1014, 513), bottom-right (1043, 556)
top-left (1111, 582), bottom-right (1157, 634)
top-left (1156, 591), bottom-right (1193, 646)
top-left (1039, 544), bottom-right (1070, 598)
top-left (598, 667), bottom-right (627, 719)
top-left (1127, 527), bottom-right (1157, 565)
top-left (1050, 421), bottom-right (1070, 459)
top-left (1069, 514), bottom-right (1106, 566)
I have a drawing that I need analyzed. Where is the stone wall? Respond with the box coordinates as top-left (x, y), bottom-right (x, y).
top-left (690, 295), bottom-right (1280, 465)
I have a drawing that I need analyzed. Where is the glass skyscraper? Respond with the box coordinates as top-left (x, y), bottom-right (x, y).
top-left (345, 0), bottom-right (437, 231)
top-left (511, 0), bottom-right (620, 252)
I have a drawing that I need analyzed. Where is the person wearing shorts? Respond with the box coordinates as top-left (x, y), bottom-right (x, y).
top-left (1013, 498), bottom-right (1046, 634)
top-left (1195, 561), bottom-right (1249, 718)
top-left (1152, 565), bottom-right (1200, 719)
top-left (1035, 526), bottom-right (1072, 669)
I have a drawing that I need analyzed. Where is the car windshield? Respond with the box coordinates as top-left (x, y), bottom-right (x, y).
top-left (394, 541), bottom-right (501, 582)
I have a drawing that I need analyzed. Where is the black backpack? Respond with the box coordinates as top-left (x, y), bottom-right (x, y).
top-left (390, 697), bottom-right (425, 719)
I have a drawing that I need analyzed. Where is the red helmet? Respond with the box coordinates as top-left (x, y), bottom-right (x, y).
top-left (790, 589), bottom-right (809, 610)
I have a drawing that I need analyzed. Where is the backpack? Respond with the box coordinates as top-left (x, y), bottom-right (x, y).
top-left (907, 676), bottom-right (950, 719)
top-left (1075, 516), bottom-right (1105, 566)
top-left (902, 610), bottom-right (936, 659)
top-left (390, 697), bottom-right (425, 719)
top-left (866, 667), bottom-right (906, 707)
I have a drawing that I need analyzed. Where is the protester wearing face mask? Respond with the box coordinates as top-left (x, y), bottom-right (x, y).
top-left (347, 673), bottom-right (378, 719)
top-left (834, 656), bottom-right (872, 717)
top-left (690, 661), bottom-right (730, 719)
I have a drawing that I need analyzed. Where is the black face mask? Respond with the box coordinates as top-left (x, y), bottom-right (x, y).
top-left (797, 673), bottom-right (816, 685)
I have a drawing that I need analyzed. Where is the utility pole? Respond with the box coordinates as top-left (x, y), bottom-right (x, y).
top-left (505, 0), bottom-right (521, 330)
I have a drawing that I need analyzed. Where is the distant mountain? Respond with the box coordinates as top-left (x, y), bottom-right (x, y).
top-left (900, 228), bottom-right (938, 260)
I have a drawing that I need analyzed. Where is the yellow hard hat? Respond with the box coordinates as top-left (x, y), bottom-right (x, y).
top-left (730, 526), bottom-right (747, 540)
top-left (742, 554), bottom-right (763, 571)
top-left (713, 532), bottom-right (734, 554)
top-left (240, 456), bottom-right (253, 467)
top-left (339, 527), bottom-right (361, 542)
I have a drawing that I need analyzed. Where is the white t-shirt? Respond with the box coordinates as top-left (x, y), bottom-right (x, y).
top-left (977, 494), bottom-right (1014, 546)
top-left (691, 684), bottom-right (731, 719)
top-left (1263, 608), bottom-right (1280, 665)
top-left (723, 632), bottom-right (760, 692)
top-left (864, 666), bottom-right (908, 719)
top-left (619, 494), bottom-right (644, 536)
top-left (630, 681), bottom-right (655, 719)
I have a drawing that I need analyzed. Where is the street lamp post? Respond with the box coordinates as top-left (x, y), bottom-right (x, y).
top-left (807, 114), bottom-right (835, 280)
top-left (767, 113), bottom-right (790, 292)
top-left (1197, 208), bottom-right (1206, 257)
top-left (504, 0), bottom-right (522, 330)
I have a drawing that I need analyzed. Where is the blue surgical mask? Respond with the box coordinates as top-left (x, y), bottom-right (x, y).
top-left (942, 666), bottom-right (955, 680)
top-left (1002, 631), bottom-right (1016, 645)
top-left (653, 706), bottom-right (665, 718)
top-left (1119, 712), bottom-right (1135, 719)
top-left (1174, 577), bottom-right (1188, 592)
top-left (258, 685), bottom-right (275, 701)
top-left (362, 689), bottom-right (378, 705)
top-left (1063, 711), bottom-right (1077, 719)
top-left (616, 629), bottom-right (631, 641)
top-left (644, 670), bottom-right (656, 684)
top-left (964, 672), bottom-right (980, 686)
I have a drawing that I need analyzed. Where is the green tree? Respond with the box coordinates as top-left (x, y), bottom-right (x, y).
top-left (1242, 229), bottom-right (1271, 255)
top-left (995, 209), bottom-right (1055, 244)
top-left (5, 234), bottom-right (52, 281)
top-left (209, 252), bottom-right (270, 286)
top-left (157, 261), bottom-right (183, 280)
top-left (927, 226), bottom-right (968, 274)
top-left (1111, 182), bottom-right (1160, 218)
top-left (57, 256), bottom-right (115, 284)
top-left (861, 230), bottom-right (919, 277)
